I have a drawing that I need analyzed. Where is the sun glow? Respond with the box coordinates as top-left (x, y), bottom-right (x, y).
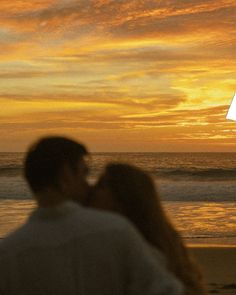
top-left (0, 0), bottom-right (236, 151)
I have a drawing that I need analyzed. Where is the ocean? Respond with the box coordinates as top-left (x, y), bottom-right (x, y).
top-left (0, 152), bottom-right (235, 246)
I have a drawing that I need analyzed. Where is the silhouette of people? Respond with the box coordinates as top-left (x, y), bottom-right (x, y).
top-left (89, 163), bottom-right (206, 295)
top-left (0, 136), bottom-right (183, 295)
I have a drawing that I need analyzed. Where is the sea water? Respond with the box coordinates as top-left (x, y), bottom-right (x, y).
top-left (0, 152), bottom-right (235, 246)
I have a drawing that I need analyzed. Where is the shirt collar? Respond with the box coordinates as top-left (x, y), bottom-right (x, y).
top-left (29, 201), bottom-right (81, 221)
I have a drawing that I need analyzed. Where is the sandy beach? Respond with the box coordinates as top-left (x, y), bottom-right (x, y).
top-left (190, 246), bottom-right (236, 294)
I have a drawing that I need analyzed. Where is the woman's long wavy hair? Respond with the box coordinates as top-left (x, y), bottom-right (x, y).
top-left (102, 163), bottom-right (206, 295)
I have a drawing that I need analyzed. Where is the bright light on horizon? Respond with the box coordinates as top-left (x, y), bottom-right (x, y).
top-left (226, 93), bottom-right (236, 122)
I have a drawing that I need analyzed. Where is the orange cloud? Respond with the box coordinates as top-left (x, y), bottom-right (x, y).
top-left (0, 0), bottom-right (236, 151)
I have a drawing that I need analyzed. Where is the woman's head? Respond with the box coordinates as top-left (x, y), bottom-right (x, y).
top-left (91, 164), bottom-right (204, 294)
top-left (91, 163), bottom-right (167, 244)
top-left (90, 163), bottom-right (206, 293)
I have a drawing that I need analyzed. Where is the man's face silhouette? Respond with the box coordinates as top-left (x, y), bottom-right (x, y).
top-left (61, 156), bottom-right (90, 203)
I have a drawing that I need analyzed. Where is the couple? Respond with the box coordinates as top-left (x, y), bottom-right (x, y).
top-left (0, 136), bottom-right (205, 295)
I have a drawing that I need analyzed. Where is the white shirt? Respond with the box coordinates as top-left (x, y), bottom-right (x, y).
top-left (0, 201), bottom-right (183, 295)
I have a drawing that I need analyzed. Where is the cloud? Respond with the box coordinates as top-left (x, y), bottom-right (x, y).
top-left (0, 0), bottom-right (235, 41)
top-left (0, 70), bottom-right (65, 79)
top-left (0, 88), bottom-right (186, 113)
top-left (0, 0), bottom-right (236, 151)
top-left (120, 105), bottom-right (229, 125)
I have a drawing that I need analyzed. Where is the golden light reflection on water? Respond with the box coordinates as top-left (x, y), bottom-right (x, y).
top-left (0, 200), bottom-right (235, 246)
top-left (164, 202), bottom-right (236, 246)
top-left (0, 200), bottom-right (35, 237)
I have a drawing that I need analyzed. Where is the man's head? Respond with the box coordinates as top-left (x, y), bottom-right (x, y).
top-left (24, 136), bottom-right (89, 206)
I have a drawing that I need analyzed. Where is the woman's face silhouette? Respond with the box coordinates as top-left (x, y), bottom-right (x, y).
top-left (89, 174), bottom-right (120, 212)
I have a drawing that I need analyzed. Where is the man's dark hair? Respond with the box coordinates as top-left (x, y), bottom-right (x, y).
top-left (24, 136), bottom-right (88, 193)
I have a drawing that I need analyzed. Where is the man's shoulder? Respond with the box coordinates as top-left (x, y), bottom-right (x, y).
top-left (73, 204), bottom-right (134, 234)
top-left (0, 222), bottom-right (30, 257)
top-left (0, 203), bottom-right (136, 255)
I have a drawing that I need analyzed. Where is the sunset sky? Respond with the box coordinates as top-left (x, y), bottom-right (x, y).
top-left (0, 0), bottom-right (236, 152)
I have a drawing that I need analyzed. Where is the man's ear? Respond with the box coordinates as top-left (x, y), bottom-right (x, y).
top-left (58, 163), bottom-right (73, 193)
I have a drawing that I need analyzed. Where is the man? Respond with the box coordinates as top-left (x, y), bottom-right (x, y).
top-left (0, 136), bottom-right (183, 295)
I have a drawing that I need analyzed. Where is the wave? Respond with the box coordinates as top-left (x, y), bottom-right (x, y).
top-left (153, 168), bottom-right (236, 181)
top-left (0, 177), bottom-right (235, 202)
top-left (184, 235), bottom-right (236, 239)
top-left (2, 165), bottom-right (236, 181)
top-left (158, 180), bottom-right (236, 202)
top-left (0, 165), bottom-right (22, 177)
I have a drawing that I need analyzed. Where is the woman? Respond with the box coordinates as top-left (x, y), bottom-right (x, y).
top-left (89, 163), bottom-right (206, 295)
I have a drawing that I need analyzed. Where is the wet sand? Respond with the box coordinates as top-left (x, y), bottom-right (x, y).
top-left (190, 246), bottom-right (236, 294)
